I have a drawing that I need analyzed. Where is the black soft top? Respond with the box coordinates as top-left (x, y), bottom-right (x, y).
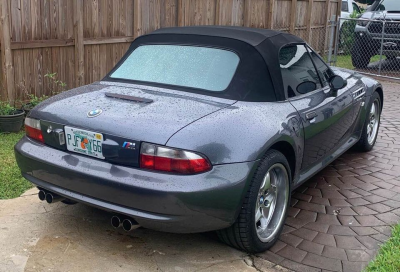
top-left (105, 26), bottom-right (305, 102)
top-left (152, 26), bottom-right (285, 46)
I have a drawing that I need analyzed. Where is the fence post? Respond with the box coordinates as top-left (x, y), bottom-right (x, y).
top-left (322, 0), bottom-right (331, 54)
top-left (0, 0), bottom-right (15, 103)
top-left (333, 17), bottom-right (341, 66)
top-left (306, 0), bottom-right (314, 42)
top-left (74, 0), bottom-right (84, 87)
top-left (327, 16), bottom-right (337, 65)
top-left (378, 22), bottom-right (385, 75)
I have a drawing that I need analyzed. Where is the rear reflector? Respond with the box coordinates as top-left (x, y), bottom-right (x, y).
top-left (140, 143), bottom-right (211, 174)
top-left (25, 117), bottom-right (44, 143)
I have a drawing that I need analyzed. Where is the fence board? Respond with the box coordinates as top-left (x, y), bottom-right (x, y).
top-left (161, 0), bottom-right (178, 28)
top-left (0, 0), bottom-right (15, 101)
top-left (216, 0), bottom-right (244, 26)
top-left (10, 0), bottom-right (22, 42)
top-left (244, 0), bottom-right (268, 28)
top-left (274, 0), bottom-right (292, 30)
top-left (32, 48), bottom-right (42, 96)
top-left (0, 0), bottom-right (342, 102)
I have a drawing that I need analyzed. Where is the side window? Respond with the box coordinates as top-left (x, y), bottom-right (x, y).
top-left (352, 3), bottom-right (361, 14)
top-left (308, 47), bottom-right (336, 86)
top-left (342, 1), bottom-right (349, 12)
top-left (279, 45), bottom-right (322, 98)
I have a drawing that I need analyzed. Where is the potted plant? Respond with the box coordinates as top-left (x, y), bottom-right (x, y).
top-left (0, 101), bottom-right (25, 133)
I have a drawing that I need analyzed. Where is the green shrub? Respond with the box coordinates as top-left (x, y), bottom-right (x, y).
top-left (339, 11), bottom-right (360, 55)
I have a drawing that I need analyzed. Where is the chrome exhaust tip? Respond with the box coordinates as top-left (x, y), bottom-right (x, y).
top-left (45, 193), bottom-right (65, 204)
top-left (111, 216), bottom-right (122, 229)
top-left (38, 190), bottom-right (46, 201)
top-left (122, 218), bottom-right (139, 232)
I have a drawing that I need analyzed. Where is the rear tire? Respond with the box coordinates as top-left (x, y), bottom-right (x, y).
top-left (217, 150), bottom-right (291, 253)
top-left (355, 92), bottom-right (381, 152)
top-left (385, 55), bottom-right (397, 60)
top-left (351, 40), bottom-right (372, 69)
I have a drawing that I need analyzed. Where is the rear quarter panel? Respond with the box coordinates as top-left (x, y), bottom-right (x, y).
top-left (166, 101), bottom-right (304, 181)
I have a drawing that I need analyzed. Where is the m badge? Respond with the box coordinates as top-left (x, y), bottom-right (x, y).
top-left (122, 142), bottom-right (136, 150)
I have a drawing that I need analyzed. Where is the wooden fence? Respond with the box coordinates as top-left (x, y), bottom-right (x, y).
top-left (0, 0), bottom-right (342, 103)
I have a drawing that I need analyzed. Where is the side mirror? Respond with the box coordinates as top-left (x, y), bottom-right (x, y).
top-left (297, 81), bottom-right (317, 94)
top-left (329, 75), bottom-right (347, 97)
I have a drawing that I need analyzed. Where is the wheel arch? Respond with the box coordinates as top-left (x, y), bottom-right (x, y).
top-left (374, 86), bottom-right (384, 110)
top-left (230, 138), bottom-right (299, 227)
top-left (268, 141), bottom-right (296, 182)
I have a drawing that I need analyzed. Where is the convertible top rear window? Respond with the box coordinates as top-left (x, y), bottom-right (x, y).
top-left (110, 45), bottom-right (240, 92)
top-left (105, 33), bottom-right (283, 102)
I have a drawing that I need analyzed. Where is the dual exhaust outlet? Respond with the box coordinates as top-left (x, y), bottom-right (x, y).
top-left (111, 215), bottom-right (140, 232)
top-left (38, 190), bottom-right (139, 232)
top-left (38, 190), bottom-right (65, 204)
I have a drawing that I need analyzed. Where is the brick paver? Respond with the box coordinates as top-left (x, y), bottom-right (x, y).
top-left (259, 81), bottom-right (400, 272)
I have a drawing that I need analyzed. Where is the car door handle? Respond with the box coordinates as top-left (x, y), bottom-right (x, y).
top-left (306, 112), bottom-right (317, 120)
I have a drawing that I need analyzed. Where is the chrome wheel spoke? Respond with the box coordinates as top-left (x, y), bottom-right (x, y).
top-left (255, 207), bottom-right (263, 223)
top-left (255, 163), bottom-right (289, 243)
top-left (261, 172), bottom-right (271, 192)
top-left (257, 216), bottom-right (268, 232)
top-left (264, 190), bottom-right (276, 206)
top-left (367, 100), bottom-right (380, 145)
top-left (370, 103), bottom-right (375, 117)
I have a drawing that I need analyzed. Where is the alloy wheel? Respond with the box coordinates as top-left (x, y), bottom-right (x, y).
top-left (367, 99), bottom-right (380, 145)
top-left (255, 163), bottom-right (289, 243)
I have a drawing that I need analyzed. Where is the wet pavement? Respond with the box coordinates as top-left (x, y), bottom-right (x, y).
top-left (1, 81), bottom-right (400, 272)
top-left (0, 192), bottom-right (267, 272)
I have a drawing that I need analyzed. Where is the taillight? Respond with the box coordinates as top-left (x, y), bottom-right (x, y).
top-left (140, 143), bottom-right (212, 174)
top-left (25, 117), bottom-right (44, 143)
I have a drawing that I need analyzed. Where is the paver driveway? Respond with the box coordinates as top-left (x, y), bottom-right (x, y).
top-left (1, 80), bottom-right (399, 272)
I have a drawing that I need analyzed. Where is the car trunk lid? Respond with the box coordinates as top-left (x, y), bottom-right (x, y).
top-left (30, 82), bottom-right (235, 167)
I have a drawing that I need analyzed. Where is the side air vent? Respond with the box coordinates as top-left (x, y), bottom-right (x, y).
top-left (353, 88), bottom-right (365, 100)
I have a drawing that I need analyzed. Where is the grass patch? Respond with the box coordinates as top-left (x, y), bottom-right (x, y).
top-left (365, 224), bottom-right (400, 272)
top-left (0, 131), bottom-right (32, 199)
top-left (335, 55), bottom-right (386, 70)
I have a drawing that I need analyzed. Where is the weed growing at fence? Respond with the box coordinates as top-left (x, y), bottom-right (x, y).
top-left (45, 72), bottom-right (67, 94)
top-left (25, 94), bottom-right (49, 108)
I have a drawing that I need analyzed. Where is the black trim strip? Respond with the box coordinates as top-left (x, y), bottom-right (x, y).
top-left (105, 92), bottom-right (153, 104)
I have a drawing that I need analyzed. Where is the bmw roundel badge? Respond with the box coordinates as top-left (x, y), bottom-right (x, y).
top-left (87, 109), bottom-right (103, 118)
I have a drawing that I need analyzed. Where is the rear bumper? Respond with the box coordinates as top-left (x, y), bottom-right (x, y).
top-left (15, 136), bottom-right (255, 233)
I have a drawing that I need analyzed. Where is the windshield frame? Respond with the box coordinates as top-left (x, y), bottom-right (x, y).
top-left (369, 0), bottom-right (400, 11)
top-left (108, 44), bottom-right (241, 93)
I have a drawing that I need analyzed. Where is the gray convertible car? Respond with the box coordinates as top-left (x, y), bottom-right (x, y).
top-left (15, 26), bottom-right (383, 253)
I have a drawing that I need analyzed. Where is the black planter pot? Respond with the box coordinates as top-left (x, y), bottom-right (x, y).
top-left (22, 104), bottom-right (33, 117)
top-left (0, 110), bottom-right (25, 133)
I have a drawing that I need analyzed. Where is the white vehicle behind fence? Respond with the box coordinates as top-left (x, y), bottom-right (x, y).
top-left (340, 0), bottom-right (362, 29)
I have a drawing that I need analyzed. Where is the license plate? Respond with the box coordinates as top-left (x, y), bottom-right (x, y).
top-left (65, 126), bottom-right (104, 159)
